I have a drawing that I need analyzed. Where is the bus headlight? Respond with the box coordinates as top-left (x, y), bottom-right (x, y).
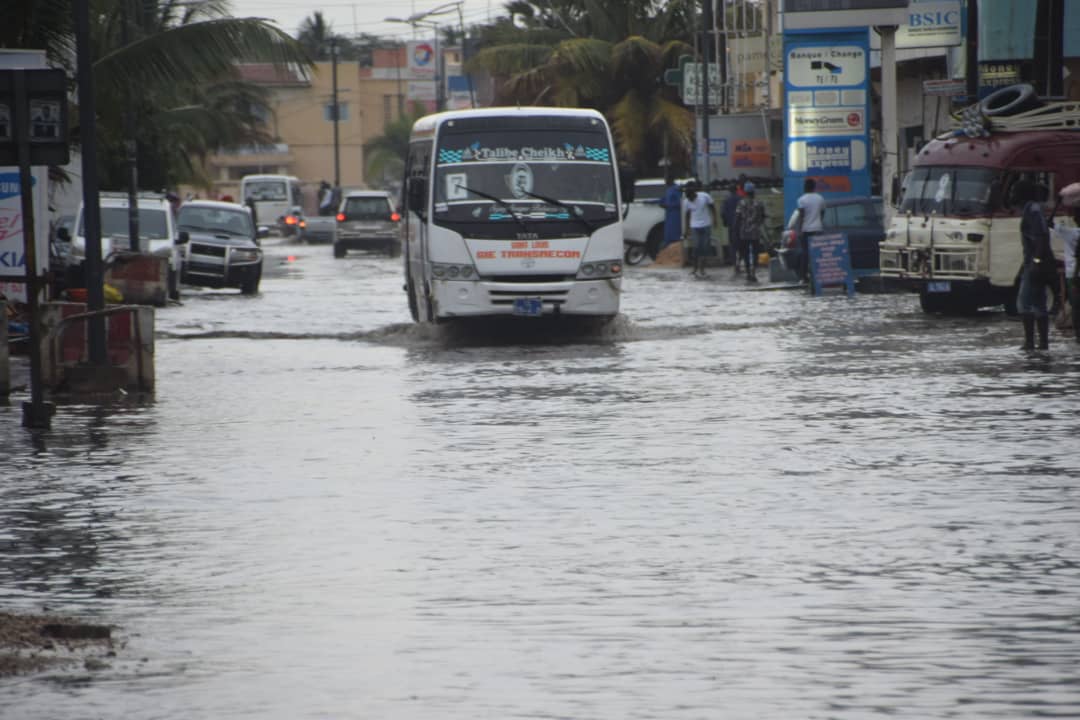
top-left (432, 262), bottom-right (477, 279)
top-left (577, 259), bottom-right (622, 280)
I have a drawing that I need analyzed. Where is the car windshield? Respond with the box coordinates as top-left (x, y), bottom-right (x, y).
top-left (244, 180), bottom-right (287, 201)
top-left (634, 183), bottom-right (666, 202)
top-left (80, 207), bottom-right (170, 240)
top-left (177, 206), bottom-right (254, 237)
top-left (900, 167), bottom-right (997, 216)
top-left (432, 127), bottom-right (618, 237)
top-left (342, 196), bottom-right (392, 221)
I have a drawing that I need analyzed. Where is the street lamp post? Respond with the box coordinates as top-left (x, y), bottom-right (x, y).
top-left (386, 2), bottom-right (466, 113)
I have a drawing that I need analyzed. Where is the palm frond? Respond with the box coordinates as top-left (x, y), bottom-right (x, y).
top-left (94, 17), bottom-right (312, 98)
top-left (609, 90), bottom-right (649, 162)
top-left (466, 43), bottom-right (554, 75)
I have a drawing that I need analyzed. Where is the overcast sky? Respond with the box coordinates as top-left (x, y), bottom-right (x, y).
top-left (227, 0), bottom-right (506, 40)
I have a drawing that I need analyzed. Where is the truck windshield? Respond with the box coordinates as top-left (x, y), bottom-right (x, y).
top-left (433, 128), bottom-right (618, 238)
top-left (900, 167), bottom-right (997, 217)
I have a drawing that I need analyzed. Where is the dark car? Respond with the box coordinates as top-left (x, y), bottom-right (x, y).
top-left (176, 200), bottom-right (264, 294)
top-left (779, 196), bottom-right (884, 276)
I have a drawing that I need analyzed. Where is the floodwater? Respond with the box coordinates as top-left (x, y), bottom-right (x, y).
top-left (2, 237), bottom-right (1080, 719)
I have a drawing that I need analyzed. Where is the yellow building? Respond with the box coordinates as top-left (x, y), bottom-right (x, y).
top-left (207, 51), bottom-right (422, 213)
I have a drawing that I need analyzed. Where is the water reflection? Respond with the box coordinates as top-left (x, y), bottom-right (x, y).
top-left (1, 242), bottom-right (1079, 718)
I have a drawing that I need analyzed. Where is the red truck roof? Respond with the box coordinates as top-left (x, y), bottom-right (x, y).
top-left (915, 131), bottom-right (1080, 171)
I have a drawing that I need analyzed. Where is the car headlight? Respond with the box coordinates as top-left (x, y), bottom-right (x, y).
top-left (577, 259), bottom-right (622, 280)
top-left (231, 248), bottom-right (261, 263)
top-left (431, 262), bottom-right (476, 279)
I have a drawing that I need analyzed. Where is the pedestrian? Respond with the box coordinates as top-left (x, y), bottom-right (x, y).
top-left (657, 173), bottom-right (683, 254)
top-left (734, 181), bottom-right (766, 283)
top-left (1052, 204), bottom-right (1080, 343)
top-left (1016, 182), bottom-right (1057, 350)
top-left (318, 180), bottom-right (334, 216)
top-left (682, 180), bottom-right (717, 279)
top-left (723, 175), bottom-right (746, 275)
top-left (790, 178), bottom-right (826, 283)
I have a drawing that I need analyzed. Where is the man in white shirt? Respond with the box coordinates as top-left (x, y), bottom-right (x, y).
top-left (682, 180), bottom-right (717, 278)
top-left (789, 178), bottom-right (826, 282)
top-left (1052, 206), bottom-right (1080, 342)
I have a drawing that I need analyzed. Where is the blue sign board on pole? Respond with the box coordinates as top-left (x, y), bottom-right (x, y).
top-left (782, 28), bottom-right (871, 225)
top-left (808, 232), bottom-right (855, 297)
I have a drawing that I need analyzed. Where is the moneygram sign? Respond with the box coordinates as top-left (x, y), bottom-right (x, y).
top-left (782, 28), bottom-right (871, 222)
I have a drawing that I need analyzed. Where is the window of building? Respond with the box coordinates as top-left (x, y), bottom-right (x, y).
top-left (324, 102), bottom-right (350, 122)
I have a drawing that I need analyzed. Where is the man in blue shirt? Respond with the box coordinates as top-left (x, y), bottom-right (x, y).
top-left (657, 174), bottom-right (683, 254)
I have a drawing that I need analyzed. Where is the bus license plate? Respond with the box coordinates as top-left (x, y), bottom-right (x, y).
top-left (927, 281), bottom-right (951, 293)
top-left (512, 298), bottom-right (543, 317)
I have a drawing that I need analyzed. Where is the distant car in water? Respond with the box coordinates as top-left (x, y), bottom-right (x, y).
top-left (176, 200), bottom-right (264, 295)
top-left (778, 196), bottom-right (884, 277)
top-left (333, 190), bottom-right (401, 258)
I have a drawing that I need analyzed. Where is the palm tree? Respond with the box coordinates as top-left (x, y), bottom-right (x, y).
top-left (2, 0), bottom-right (312, 189)
top-left (470, 32), bottom-right (695, 179)
top-left (363, 103), bottom-right (428, 190)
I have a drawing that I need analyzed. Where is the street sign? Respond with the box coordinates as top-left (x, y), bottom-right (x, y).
top-left (783, 29), bottom-right (871, 226)
top-left (0, 68), bottom-right (69, 166)
top-left (681, 62), bottom-right (723, 107)
top-left (808, 232), bottom-right (855, 296)
top-left (786, 45), bottom-right (866, 88)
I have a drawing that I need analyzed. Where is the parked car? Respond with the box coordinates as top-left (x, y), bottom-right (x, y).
top-left (176, 200), bottom-right (265, 295)
top-left (622, 178), bottom-right (693, 264)
top-left (333, 190), bottom-right (401, 258)
top-left (778, 196), bottom-right (884, 276)
top-left (64, 192), bottom-right (183, 303)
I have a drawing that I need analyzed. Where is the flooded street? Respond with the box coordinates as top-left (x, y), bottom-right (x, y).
top-left (3, 236), bottom-right (1080, 719)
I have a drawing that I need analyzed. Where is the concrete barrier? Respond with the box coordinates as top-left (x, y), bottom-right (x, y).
top-left (105, 253), bottom-right (170, 307)
top-left (40, 302), bottom-right (155, 393)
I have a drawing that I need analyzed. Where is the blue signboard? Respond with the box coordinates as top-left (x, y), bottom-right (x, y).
top-left (808, 232), bottom-right (855, 297)
top-left (707, 138), bottom-right (728, 157)
top-left (782, 28), bottom-right (871, 225)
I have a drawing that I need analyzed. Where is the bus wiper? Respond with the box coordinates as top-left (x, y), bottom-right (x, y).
top-left (454, 183), bottom-right (529, 232)
top-left (517, 190), bottom-right (596, 233)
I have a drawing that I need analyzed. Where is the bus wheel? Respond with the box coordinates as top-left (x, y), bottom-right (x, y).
top-left (405, 275), bottom-right (419, 322)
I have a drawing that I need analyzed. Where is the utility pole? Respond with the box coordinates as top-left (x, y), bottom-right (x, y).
top-left (122, 0), bottom-right (139, 250)
top-left (701, 0), bottom-right (714, 185)
top-left (965, 0), bottom-right (979, 103)
top-left (331, 37), bottom-right (340, 188)
top-left (879, 24), bottom-right (899, 224)
top-left (74, 0), bottom-right (107, 365)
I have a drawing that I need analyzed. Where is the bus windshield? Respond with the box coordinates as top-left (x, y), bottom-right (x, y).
top-left (433, 128), bottom-right (618, 237)
top-left (900, 167), bottom-right (997, 216)
top-left (244, 180), bottom-right (287, 202)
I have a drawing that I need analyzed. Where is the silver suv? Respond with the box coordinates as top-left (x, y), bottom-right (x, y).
top-left (177, 200), bottom-right (264, 295)
top-left (333, 190), bottom-right (401, 258)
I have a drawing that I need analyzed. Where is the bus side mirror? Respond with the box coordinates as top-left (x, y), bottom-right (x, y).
top-left (407, 177), bottom-right (427, 216)
top-left (619, 167), bottom-right (636, 203)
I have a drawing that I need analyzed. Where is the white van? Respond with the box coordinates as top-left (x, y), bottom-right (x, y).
top-left (67, 192), bottom-right (182, 302)
top-left (240, 174), bottom-right (304, 234)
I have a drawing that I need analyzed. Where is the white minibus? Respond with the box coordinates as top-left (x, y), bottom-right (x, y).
top-left (402, 107), bottom-right (633, 322)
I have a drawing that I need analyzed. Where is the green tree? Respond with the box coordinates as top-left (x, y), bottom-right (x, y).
top-left (468, 0), bottom-right (696, 175)
top-left (363, 103), bottom-right (427, 190)
top-left (2, 0), bottom-right (312, 190)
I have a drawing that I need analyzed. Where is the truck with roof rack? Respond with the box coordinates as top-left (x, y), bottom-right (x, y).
top-left (879, 84), bottom-right (1079, 314)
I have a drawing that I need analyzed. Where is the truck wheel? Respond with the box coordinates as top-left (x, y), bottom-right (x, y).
top-left (624, 243), bottom-right (647, 266)
top-left (333, 242), bottom-right (346, 258)
top-left (241, 267), bottom-right (261, 295)
top-left (168, 267), bottom-right (181, 301)
top-left (646, 224), bottom-right (664, 259)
